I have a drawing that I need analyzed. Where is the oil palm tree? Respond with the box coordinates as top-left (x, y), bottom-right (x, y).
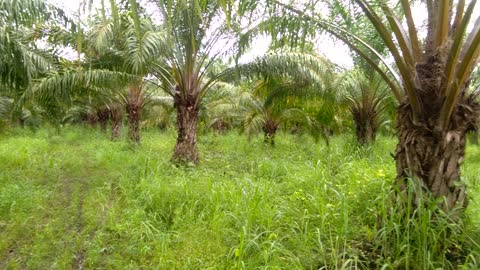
top-left (0, 0), bottom-right (72, 127)
top-left (62, 87), bottom-right (122, 138)
top-left (87, 7), bottom-right (164, 143)
top-left (202, 82), bottom-right (240, 133)
top-left (145, 0), bottom-right (238, 164)
top-left (141, 95), bottom-right (175, 130)
top-left (33, 3), bottom-right (163, 143)
top-left (341, 70), bottom-right (390, 144)
top-left (352, 0), bottom-right (480, 214)
top-left (0, 0), bottom-right (69, 87)
top-left (264, 0), bottom-right (480, 214)
top-left (238, 85), bottom-right (320, 146)
top-left (226, 51), bottom-right (337, 145)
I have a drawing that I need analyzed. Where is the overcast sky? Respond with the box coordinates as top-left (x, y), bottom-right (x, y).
top-left (49, 0), bottom-right (480, 69)
top-left (47, 0), bottom-right (357, 67)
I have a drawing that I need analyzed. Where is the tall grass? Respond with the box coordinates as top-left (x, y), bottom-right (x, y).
top-left (0, 127), bottom-right (478, 269)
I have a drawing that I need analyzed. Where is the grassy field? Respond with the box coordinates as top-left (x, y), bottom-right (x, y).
top-left (0, 127), bottom-right (479, 269)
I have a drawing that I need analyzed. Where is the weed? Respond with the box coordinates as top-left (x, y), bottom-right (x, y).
top-left (0, 127), bottom-right (478, 269)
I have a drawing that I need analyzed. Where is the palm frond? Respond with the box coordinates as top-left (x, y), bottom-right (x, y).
top-left (0, 96), bottom-right (14, 119)
top-left (32, 69), bottom-right (136, 104)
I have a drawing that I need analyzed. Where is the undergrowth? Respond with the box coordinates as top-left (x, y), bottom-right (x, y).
top-left (0, 127), bottom-right (478, 269)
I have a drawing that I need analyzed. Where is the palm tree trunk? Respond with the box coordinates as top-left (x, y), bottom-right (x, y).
top-left (352, 108), bottom-right (377, 145)
top-left (172, 92), bottom-right (199, 164)
top-left (126, 84), bottom-right (143, 144)
top-left (391, 50), bottom-right (480, 217)
top-left (354, 117), bottom-right (377, 145)
top-left (110, 103), bottom-right (122, 141)
top-left (394, 100), bottom-right (479, 215)
top-left (263, 119), bottom-right (278, 146)
top-left (97, 107), bottom-right (110, 133)
top-left (126, 103), bottom-right (141, 143)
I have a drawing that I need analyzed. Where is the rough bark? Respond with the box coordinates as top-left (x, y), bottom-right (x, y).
top-left (394, 83), bottom-right (480, 216)
top-left (110, 103), bottom-right (122, 141)
top-left (263, 119), bottom-right (278, 146)
top-left (126, 84), bottom-right (144, 144)
top-left (126, 103), bottom-right (141, 144)
top-left (172, 91), bottom-right (199, 164)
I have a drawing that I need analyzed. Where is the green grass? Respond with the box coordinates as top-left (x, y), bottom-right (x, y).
top-left (0, 127), bottom-right (479, 269)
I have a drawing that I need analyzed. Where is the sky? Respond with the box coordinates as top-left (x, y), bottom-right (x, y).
top-left (47, 0), bottom-right (479, 69)
top-left (48, 0), bottom-right (354, 67)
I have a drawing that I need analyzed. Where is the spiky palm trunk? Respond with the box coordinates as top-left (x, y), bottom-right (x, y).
top-left (126, 84), bottom-right (143, 144)
top-left (263, 118), bottom-right (279, 146)
top-left (394, 58), bottom-right (480, 214)
top-left (172, 90), bottom-right (199, 164)
top-left (110, 103), bottom-right (122, 141)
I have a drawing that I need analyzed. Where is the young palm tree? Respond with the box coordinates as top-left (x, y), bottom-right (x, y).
top-left (33, 4), bottom-right (163, 143)
top-left (197, 81), bottom-right (239, 133)
top-left (62, 88), bottom-right (122, 138)
top-left (146, 0), bottom-right (237, 164)
top-left (341, 70), bottom-right (389, 144)
top-left (141, 95), bottom-right (175, 130)
top-left (87, 7), bottom-right (164, 143)
top-left (226, 51), bottom-right (337, 145)
top-left (238, 86), bottom-right (319, 146)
